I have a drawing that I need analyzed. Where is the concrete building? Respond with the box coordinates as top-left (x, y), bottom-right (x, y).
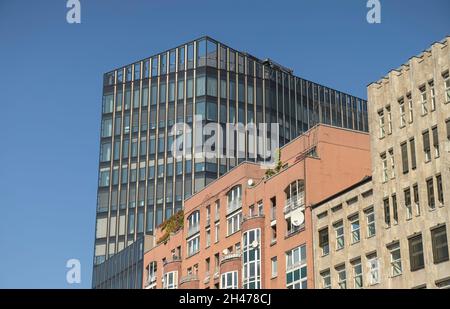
top-left (312, 36), bottom-right (450, 289)
top-left (142, 125), bottom-right (371, 289)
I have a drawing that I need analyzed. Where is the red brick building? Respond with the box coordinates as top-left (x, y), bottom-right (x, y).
top-left (143, 124), bottom-right (371, 289)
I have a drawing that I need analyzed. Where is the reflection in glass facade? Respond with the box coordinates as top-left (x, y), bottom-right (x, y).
top-left (94, 36), bottom-right (369, 266)
top-left (92, 236), bottom-right (144, 289)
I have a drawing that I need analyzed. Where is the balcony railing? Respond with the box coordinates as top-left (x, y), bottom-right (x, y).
top-left (284, 195), bottom-right (305, 214)
top-left (214, 269), bottom-right (219, 279)
top-left (204, 271), bottom-right (210, 284)
top-left (187, 224), bottom-right (200, 237)
top-left (180, 274), bottom-right (199, 285)
top-left (286, 260), bottom-right (305, 272)
top-left (145, 275), bottom-right (157, 287)
top-left (227, 198), bottom-right (242, 215)
top-left (271, 207), bottom-right (276, 221)
top-left (220, 251), bottom-right (242, 263)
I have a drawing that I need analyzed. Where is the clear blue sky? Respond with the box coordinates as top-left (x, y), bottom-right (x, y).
top-left (0, 0), bottom-right (448, 288)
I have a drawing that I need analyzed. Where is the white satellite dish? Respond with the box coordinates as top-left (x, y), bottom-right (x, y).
top-left (222, 248), bottom-right (229, 255)
top-left (251, 240), bottom-right (259, 248)
top-left (247, 179), bottom-right (254, 187)
top-left (291, 209), bottom-right (305, 227)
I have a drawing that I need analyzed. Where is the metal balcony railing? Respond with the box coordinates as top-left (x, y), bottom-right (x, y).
top-left (283, 194), bottom-right (305, 214)
top-left (227, 198), bottom-right (242, 215)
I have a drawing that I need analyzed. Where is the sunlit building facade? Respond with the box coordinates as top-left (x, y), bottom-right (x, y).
top-left (93, 36), bottom-right (369, 267)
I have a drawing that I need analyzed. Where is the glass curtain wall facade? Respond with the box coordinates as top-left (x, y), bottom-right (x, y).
top-left (94, 36), bottom-right (369, 265)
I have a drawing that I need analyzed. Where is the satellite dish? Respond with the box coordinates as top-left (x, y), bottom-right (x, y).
top-left (291, 209), bottom-right (305, 227)
top-left (251, 240), bottom-right (259, 248)
top-left (247, 179), bottom-right (254, 187)
top-left (222, 248), bottom-right (229, 255)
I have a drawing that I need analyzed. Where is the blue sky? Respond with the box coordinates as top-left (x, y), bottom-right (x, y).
top-left (0, 0), bottom-right (448, 288)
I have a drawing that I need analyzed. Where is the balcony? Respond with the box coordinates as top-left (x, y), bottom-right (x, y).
top-left (204, 271), bottom-right (210, 284)
top-left (284, 195), bottom-right (304, 214)
top-left (214, 269), bottom-right (219, 280)
top-left (270, 207), bottom-right (276, 222)
top-left (227, 198), bottom-right (242, 215)
top-left (180, 274), bottom-right (199, 285)
top-left (220, 251), bottom-right (241, 264)
top-left (187, 224), bottom-right (200, 237)
top-left (144, 275), bottom-right (157, 288)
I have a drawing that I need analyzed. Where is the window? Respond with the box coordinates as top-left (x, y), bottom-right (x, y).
top-left (163, 271), bottom-right (178, 289)
top-left (383, 198), bottom-right (391, 227)
top-left (431, 225), bottom-right (449, 264)
top-left (392, 194), bottom-right (398, 224)
top-left (388, 149), bottom-right (395, 179)
top-left (436, 175), bottom-right (444, 205)
top-left (413, 183), bottom-right (421, 216)
top-left (407, 93), bottom-right (413, 123)
top-left (334, 221), bottom-right (344, 250)
top-left (352, 259), bottom-right (363, 289)
top-left (423, 130), bottom-right (431, 162)
top-left (409, 234), bottom-right (424, 271)
top-left (187, 236), bottom-right (199, 257)
top-left (429, 80), bottom-right (436, 111)
top-left (242, 228), bottom-right (261, 289)
top-left (378, 110), bottom-right (385, 138)
top-left (399, 98), bottom-right (406, 127)
top-left (187, 210), bottom-right (200, 236)
top-left (227, 185), bottom-right (242, 213)
top-left (444, 72), bottom-right (450, 103)
top-left (410, 138), bottom-right (417, 170)
top-left (100, 142), bottom-right (111, 162)
top-left (404, 188), bottom-right (412, 220)
top-left (381, 152), bottom-right (388, 183)
top-left (227, 211), bottom-right (242, 236)
top-left (389, 242), bottom-right (402, 277)
top-left (207, 76), bottom-right (217, 97)
top-left (366, 207), bottom-right (376, 237)
top-left (426, 177), bottom-right (435, 210)
top-left (286, 245), bottom-right (307, 289)
top-left (206, 228), bottom-right (211, 247)
top-left (367, 254), bottom-right (379, 285)
top-left (319, 228), bottom-right (329, 256)
top-left (420, 85), bottom-right (428, 115)
top-left (350, 215), bottom-right (360, 244)
top-left (336, 265), bottom-right (346, 289)
top-left (220, 271), bottom-right (238, 289)
top-left (214, 223), bottom-right (220, 243)
top-left (432, 126), bottom-right (440, 158)
top-left (401, 142), bottom-right (409, 174)
top-left (447, 119), bottom-right (450, 141)
top-left (196, 75), bottom-right (206, 96)
top-left (101, 118), bottom-right (112, 137)
top-left (99, 168), bottom-right (110, 187)
top-left (146, 261), bottom-right (157, 287)
top-left (321, 270), bottom-right (331, 289)
top-left (178, 46), bottom-right (185, 71)
top-left (271, 257), bottom-right (278, 278)
top-left (386, 105), bottom-right (392, 134)
top-left (102, 93), bottom-right (114, 114)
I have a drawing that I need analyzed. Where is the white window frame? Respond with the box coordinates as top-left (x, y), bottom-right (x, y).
top-left (337, 266), bottom-right (347, 289)
top-left (389, 243), bottom-right (402, 277)
top-left (220, 271), bottom-right (238, 289)
top-left (227, 211), bottom-right (242, 236)
top-left (163, 271), bottom-right (178, 289)
top-left (366, 208), bottom-right (376, 238)
top-left (420, 86), bottom-right (428, 115)
top-left (378, 110), bottom-right (385, 138)
top-left (399, 99), bottom-right (406, 127)
top-left (271, 257), bottom-right (278, 278)
top-left (352, 260), bottom-right (363, 289)
top-left (350, 216), bottom-right (360, 244)
top-left (334, 221), bottom-right (344, 250)
top-left (187, 235), bottom-right (200, 257)
top-left (368, 256), bottom-right (380, 285)
top-left (285, 244), bottom-right (307, 289)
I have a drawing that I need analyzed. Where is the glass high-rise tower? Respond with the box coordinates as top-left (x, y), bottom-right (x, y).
top-left (93, 36), bottom-right (368, 267)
